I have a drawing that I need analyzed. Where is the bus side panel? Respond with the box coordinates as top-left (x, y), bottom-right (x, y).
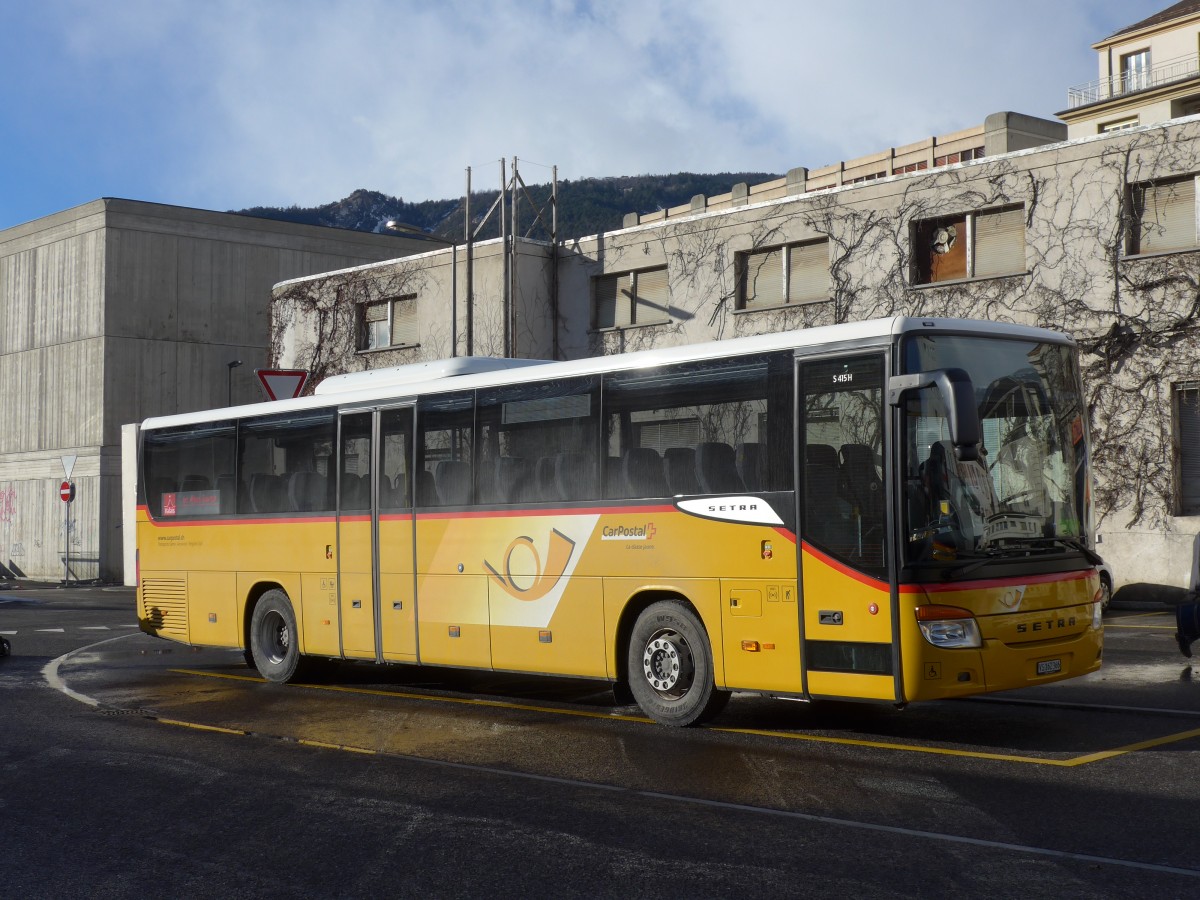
top-left (416, 574), bottom-right (491, 668)
top-left (186, 570), bottom-right (238, 647)
top-left (491, 578), bottom-right (606, 677)
top-left (720, 578), bottom-right (802, 693)
top-left (300, 573), bottom-right (341, 657)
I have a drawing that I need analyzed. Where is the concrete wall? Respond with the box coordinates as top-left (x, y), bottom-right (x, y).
top-left (272, 236), bottom-right (556, 374)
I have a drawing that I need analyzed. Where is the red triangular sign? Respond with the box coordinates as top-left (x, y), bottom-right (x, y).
top-left (256, 369), bottom-right (309, 401)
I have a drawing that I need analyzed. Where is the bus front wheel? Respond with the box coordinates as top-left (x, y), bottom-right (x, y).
top-left (628, 600), bottom-right (728, 727)
top-left (250, 590), bottom-right (304, 683)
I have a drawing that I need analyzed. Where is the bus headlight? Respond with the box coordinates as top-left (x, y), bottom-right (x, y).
top-left (916, 605), bottom-right (982, 649)
top-left (1092, 599), bottom-right (1103, 631)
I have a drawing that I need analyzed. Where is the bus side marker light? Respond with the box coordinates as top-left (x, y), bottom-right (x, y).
top-left (449, 626), bottom-right (461, 638)
top-left (915, 605), bottom-right (982, 649)
top-left (322, 619), bottom-right (331, 626)
top-left (762, 643), bottom-right (775, 651)
top-left (538, 630), bottom-right (553, 643)
top-left (741, 640), bottom-right (761, 652)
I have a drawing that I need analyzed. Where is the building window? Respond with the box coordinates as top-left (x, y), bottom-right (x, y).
top-left (360, 295), bottom-right (418, 350)
top-left (739, 239), bottom-right (830, 309)
top-left (1177, 384), bottom-right (1200, 515)
top-left (593, 266), bottom-right (669, 329)
top-left (1100, 117), bottom-right (1139, 133)
top-left (1128, 176), bottom-right (1198, 255)
top-left (1120, 49), bottom-right (1150, 94)
top-left (912, 205), bottom-right (1026, 285)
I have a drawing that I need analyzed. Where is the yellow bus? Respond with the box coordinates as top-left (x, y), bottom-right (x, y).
top-left (136, 316), bottom-right (1103, 726)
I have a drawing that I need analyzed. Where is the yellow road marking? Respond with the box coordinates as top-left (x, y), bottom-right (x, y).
top-left (168, 668), bottom-right (1200, 767)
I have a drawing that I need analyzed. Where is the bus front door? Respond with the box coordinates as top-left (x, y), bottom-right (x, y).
top-left (336, 407), bottom-right (417, 663)
top-left (797, 354), bottom-right (899, 701)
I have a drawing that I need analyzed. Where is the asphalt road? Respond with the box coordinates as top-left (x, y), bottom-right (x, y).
top-left (2, 584), bottom-right (1198, 898)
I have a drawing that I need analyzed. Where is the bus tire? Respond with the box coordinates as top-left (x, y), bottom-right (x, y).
top-left (249, 589), bottom-right (304, 683)
top-left (628, 600), bottom-right (728, 727)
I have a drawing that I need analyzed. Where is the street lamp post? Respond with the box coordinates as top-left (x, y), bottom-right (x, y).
top-left (227, 359), bottom-right (243, 406)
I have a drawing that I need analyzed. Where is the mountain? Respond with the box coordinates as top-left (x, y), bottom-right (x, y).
top-left (233, 172), bottom-right (783, 243)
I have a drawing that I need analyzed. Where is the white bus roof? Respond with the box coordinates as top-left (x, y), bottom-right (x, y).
top-left (140, 316), bottom-right (1075, 431)
top-left (313, 356), bottom-right (553, 395)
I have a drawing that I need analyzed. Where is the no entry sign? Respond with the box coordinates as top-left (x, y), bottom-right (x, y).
top-left (59, 481), bottom-right (75, 503)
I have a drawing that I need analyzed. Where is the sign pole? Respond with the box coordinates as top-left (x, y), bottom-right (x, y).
top-left (63, 488), bottom-right (70, 584)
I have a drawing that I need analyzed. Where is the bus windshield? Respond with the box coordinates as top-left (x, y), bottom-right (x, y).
top-left (901, 334), bottom-right (1088, 567)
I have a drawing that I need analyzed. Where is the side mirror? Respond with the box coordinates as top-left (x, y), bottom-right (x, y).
top-left (888, 368), bottom-right (981, 461)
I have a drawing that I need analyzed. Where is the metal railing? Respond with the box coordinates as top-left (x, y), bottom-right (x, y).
top-left (1067, 53), bottom-right (1200, 108)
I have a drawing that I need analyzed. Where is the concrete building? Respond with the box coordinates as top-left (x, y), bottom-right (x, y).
top-left (269, 3), bottom-right (1200, 598)
top-left (0, 199), bottom-right (444, 582)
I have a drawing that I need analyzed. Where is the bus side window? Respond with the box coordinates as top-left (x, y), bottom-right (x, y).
top-left (475, 376), bottom-right (600, 506)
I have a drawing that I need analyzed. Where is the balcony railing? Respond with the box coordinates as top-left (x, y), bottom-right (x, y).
top-left (1067, 53), bottom-right (1200, 108)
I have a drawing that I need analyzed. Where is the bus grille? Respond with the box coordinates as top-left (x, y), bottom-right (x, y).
top-left (141, 578), bottom-right (189, 639)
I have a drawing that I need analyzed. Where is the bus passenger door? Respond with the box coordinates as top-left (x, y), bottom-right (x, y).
top-left (797, 354), bottom-right (898, 701)
top-left (336, 407), bottom-right (416, 662)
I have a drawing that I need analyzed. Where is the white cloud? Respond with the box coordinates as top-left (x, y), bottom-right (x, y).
top-left (0, 0), bottom-right (1161, 225)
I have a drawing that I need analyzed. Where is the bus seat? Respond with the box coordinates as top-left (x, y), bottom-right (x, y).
top-left (695, 442), bottom-right (743, 494)
top-left (288, 471), bottom-right (328, 512)
top-left (436, 460), bottom-right (472, 506)
top-left (180, 474), bottom-right (211, 492)
top-left (555, 452), bottom-right (596, 501)
top-left (495, 457), bottom-right (534, 504)
top-left (839, 443), bottom-right (883, 517)
top-left (806, 443), bottom-right (838, 469)
top-left (475, 457), bottom-right (498, 504)
top-left (250, 473), bottom-right (286, 513)
top-left (535, 456), bottom-right (560, 502)
top-left (664, 447), bottom-right (700, 495)
top-left (340, 473), bottom-right (369, 510)
top-left (621, 447), bottom-right (668, 498)
top-left (416, 469), bottom-right (438, 506)
top-left (736, 442), bottom-right (766, 492)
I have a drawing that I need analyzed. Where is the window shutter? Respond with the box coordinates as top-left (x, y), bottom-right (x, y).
top-left (744, 248), bottom-right (784, 307)
top-left (974, 207), bottom-right (1026, 278)
top-left (363, 301), bottom-right (389, 349)
top-left (594, 274), bottom-right (632, 328)
top-left (1179, 387), bottom-right (1200, 514)
top-left (633, 268), bottom-right (669, 324)
top-left (788, 240), bottom-right (830, 303)
top-left (392, 298), bottom-right (419, 345)
top-left (1137, 179), bottom-right (1197, 254)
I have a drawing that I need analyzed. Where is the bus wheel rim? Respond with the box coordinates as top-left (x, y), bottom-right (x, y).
top-left (261, 610), bottom-right (289, 664)
top-left (643, 630), bottom-right (692, 697)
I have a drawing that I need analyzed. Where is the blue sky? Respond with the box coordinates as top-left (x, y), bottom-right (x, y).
top-left (0, 0), bottom-right (1153, 231)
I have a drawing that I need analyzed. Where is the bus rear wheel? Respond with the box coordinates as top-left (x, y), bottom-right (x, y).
top-left (250, 589), bottom-right (305, 683)
top-left (628, 600), bottom-right (728, 727)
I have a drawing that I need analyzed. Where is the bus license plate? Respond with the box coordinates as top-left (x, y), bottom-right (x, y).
top-left (1037, 659), bottom-right (1062, 676)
